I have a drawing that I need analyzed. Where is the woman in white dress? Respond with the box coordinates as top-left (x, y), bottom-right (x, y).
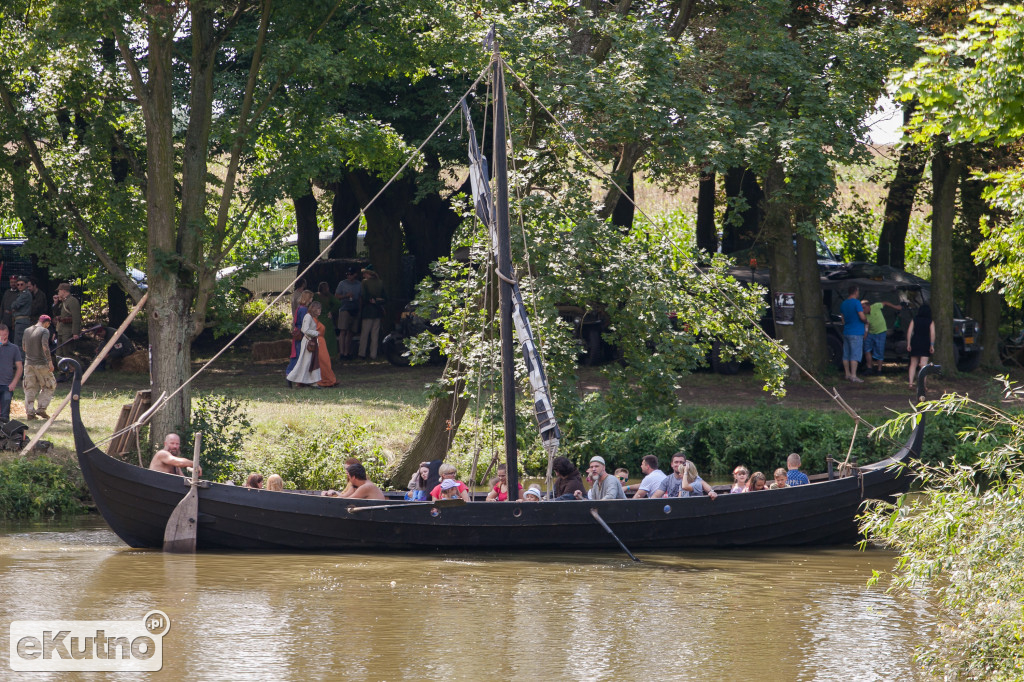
top-left (286, 301), bottom-right (322, 387)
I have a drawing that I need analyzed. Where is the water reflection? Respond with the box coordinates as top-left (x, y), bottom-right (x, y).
top-left (0, 517), bottom-right (931, 681)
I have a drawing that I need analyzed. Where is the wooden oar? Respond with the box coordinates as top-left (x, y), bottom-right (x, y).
top-left (163, 433), bottom-right (202, 553)
top-left (347, 498), bottom-right (467, 513)
top-left (590, 508), bottom-right (640, 562)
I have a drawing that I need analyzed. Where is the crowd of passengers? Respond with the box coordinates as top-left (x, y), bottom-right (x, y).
top-left (401, 451), bottom-right (811, 502)
top-left (150, 432), bottom-right (812, 501)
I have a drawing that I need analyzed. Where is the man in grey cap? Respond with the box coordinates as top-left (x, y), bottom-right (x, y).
top-left (21, 314), bottom-right (55, 420)
top-left (574, 455), bottom-right (626, 500)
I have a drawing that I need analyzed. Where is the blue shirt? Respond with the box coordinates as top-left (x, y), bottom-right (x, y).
top-left (840, 298), bottom-right (865, 336)
top-left (787, 470), bottom-right (810, 486)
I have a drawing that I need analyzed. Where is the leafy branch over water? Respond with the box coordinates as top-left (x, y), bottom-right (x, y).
top-left (862, 380), bottom-right (1024, 680)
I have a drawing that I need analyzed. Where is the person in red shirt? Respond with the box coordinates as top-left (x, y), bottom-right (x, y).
top-left (430, 463), bottom-right (471, 502)
top-left (485, 463), bottom-right (522, 501)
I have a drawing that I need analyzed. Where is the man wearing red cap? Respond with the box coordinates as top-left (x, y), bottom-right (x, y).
top-left (21, 314), bottom-right (55, 420)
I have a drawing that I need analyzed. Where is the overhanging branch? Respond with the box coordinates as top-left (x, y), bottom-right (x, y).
top-left (0, 78), bottom-right (145, 302)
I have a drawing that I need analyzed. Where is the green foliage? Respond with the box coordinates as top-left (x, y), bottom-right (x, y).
top-left (559, 395), bottom-right (982, 478)
top-left (895, 5), bottom-right (1024, 306)
top-left (186, 396), bottom-right (255, 483)
top-left (445, 400), bottom-right (551, 482)
top-left (862, 383), bottom-right (1024, 680)
top-left (207, 294), bottom-right (292, 341)
top-left (239, 420), bottom-right (389, 491)
top-left (410, 181), bottom-right (789, 437)
top-left (0, 455), bottom-right (86, 518)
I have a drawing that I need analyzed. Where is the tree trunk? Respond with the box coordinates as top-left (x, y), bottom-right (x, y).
top-left (609, 170), bottom-right (635, 229)
top-left (108, 282), bottom-right (128, 328)
top-left (598, 142), bottom-right (645, 222)
top-left (346, 171), bottom-right (406, 314)
top-left (795, 230), bottom-right (828, 376)
top-left (695, 170), bottom-right (717, 254)
top-left (981, 290), bottom-right (1001, 368)
top-left (959, 166), bottom-right (1002, 368)
top-left (144, 9), bottom-right (189, 445)
top-left (929, 140), bottom-right (960, 371)
top-left (401, 174), bottom-right (469, 283)
top-left (329, 179), bottom-right (361, 258)
top-left (762, 164), bottom-right (804, 380)
top-left (877, 113), bottom-right (925, 268)
top-left (387, 370), bottom-right (468, 487)
top-left (721, 167), bottom-right (763, 254)
top-left (294, 186), bottom-right (320, 273)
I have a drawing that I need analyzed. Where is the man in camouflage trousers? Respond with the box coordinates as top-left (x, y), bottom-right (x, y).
top-left (21, 314), bottom-right (55, 420)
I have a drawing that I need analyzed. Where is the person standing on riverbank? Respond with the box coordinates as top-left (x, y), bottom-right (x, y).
top-left (21, 315), bottom-right (55, 420)
top-left (0, 324), bottom-right (24, 424)
top-left (840, 285), bottom-right (866, 383)
top-left (2, 275), bottom-right (20, 330)
top-left (52, 283), bottom-right (82, 355)
top-left (11, 277), bottom-right (33, 346)
top-left (335, 266), bottom-right (361, 359)
top-left (358, 266), bottom-right (385, 361)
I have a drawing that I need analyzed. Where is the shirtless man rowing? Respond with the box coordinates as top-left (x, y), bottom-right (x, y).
top-left (148, 433), bottom-right (202, 476)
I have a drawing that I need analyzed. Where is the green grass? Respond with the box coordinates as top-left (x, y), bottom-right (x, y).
top-left (38, 357), bottom-right (444, 469)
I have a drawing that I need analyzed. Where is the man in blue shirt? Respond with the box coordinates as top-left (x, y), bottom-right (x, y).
top-left (839, 285), bottom-right (866, 383)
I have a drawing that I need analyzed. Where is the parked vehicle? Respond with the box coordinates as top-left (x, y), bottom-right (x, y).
top-left (822, 263), bottom-right (982, 372)
top-left (218, 230), bottom-right (366, 298)
top-left (382, 304), bottom-right (444, 367)
top-left (724, 262), bottom-right (982, 373)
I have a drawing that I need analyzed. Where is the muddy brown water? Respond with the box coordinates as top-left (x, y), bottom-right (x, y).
top-left (0, 516), bottom-right (932, 681)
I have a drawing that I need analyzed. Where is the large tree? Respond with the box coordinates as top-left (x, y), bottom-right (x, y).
top-left (0, 0), bottom-right (467, 439)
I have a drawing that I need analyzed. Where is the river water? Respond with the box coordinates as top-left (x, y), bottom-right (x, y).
top-left (0, 516), bottom-right (931, 681)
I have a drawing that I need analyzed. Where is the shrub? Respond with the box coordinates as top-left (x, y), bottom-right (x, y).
top-left (559, 396), bottom-right (984, 478)
top-left (186, 395), bottom-right (255, 483)
top-left (0, 455), bottom-right (86, 518)
top-left (240, 419), bottom-right (389, 491)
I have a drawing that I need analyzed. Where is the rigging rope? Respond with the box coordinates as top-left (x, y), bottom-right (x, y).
top-left (134, 63), bottom-right (492, 430)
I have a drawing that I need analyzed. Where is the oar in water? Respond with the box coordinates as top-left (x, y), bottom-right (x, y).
top-left (163, 433), bottom-right (202, 553)
top-left (347, 498), bottom-right (467, 513)
top-left (590, 508), bottom-right (641, 563)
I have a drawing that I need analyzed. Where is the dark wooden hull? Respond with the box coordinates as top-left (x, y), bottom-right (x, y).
top-left (67, 364), bottom-right (920, 552)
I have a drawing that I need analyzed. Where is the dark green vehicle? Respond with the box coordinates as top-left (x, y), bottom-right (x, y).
top-left (821, 264), bottom-right (982, 372)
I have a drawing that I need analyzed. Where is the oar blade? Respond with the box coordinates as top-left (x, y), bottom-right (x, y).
top-left (163, 486), bottom-right (199, 553)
